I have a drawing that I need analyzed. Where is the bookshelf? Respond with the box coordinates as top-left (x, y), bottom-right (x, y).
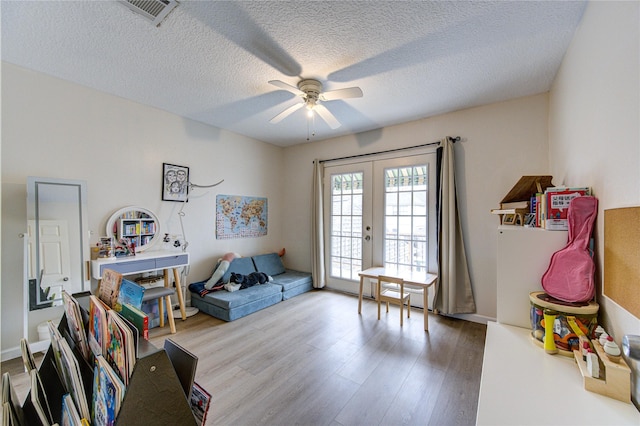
top-left (118, 217), bottom-right (157, 249)
top-left (21, 294), bottom-right (197, 425)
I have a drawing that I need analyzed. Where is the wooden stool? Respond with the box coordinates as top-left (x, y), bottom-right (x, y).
top-left (142, 286), bottom-right (176, 334)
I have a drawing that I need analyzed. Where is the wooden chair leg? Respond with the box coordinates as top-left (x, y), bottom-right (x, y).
top-left (408, 295), bottom-right (411, 318)
top-left (400, 302), bottom-right (403, 327)
top-left (377, 283), bottom-right (381, 320)
top-left (165, 295), bottom-right (176, 334)
top-left (159, 297), bottom-right (165, 328)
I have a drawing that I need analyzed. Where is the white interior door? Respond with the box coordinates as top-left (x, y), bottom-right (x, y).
top-left (28, 219), bottom-right (70, 301)
top-left (323, 152), bottom-right (437, 305)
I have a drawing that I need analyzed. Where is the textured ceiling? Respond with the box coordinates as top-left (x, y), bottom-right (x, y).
top-left (1, 1), bottom-right (586, 147)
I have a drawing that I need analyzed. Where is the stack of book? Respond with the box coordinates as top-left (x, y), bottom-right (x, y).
top-left (491, 176), bottom-right (591, 230)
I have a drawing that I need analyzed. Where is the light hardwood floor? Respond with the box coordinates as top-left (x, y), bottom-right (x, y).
top-left (2, 289), bottom-right (486, 425)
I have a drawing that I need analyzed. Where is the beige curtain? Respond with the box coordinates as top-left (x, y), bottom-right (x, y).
top-left (433, 137), bottom-right (476, 314)
top-left (311, 160), bottom-right (326, 288)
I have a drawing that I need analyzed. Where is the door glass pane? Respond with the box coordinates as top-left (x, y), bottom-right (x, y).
top-left (329, 171), bottom-right (364, 280)
top-left (383, 165), bottom-right (429, 273)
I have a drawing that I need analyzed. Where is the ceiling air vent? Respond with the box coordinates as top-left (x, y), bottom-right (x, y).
top-left (119, 0), bottom-right (179, 26)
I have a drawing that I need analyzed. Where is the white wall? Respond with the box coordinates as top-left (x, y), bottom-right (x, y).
top-left (1, 62), bottom-right (285, 357)
top-left (282, 93), bottom-right (551, 322)
top-left (2, 60), bottom-right (551, 357)
top-left (549, 0), bottom-right (639, 402)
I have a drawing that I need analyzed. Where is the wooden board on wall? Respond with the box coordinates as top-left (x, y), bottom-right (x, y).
top-left (604, 207), bottom-right (640, 319)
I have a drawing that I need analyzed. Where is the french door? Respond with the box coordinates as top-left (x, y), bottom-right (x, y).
top-left (323, 153), bottom-right (437, 307)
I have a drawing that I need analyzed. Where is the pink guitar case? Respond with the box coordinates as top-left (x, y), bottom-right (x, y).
top-left (541, 196), bottom-right (598, 303)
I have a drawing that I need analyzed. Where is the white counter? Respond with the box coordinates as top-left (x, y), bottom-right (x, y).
top-left (476, 321), bottom-right (639, 425)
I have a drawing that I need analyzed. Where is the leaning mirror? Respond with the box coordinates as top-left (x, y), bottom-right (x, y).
top-left (105, 206), bottom-right (161, 254)
top-left (26, 177), bottom-right (90, 310)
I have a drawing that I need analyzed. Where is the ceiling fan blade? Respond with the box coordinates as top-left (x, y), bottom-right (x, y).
top-left (320, 86), bottom-right (363, 101)
top-left (314, 104), bottom-right (341, 129)
top-left (268, 80), bottom-right (304, 96)
top-left (270, 102), bottom-right (304, 124)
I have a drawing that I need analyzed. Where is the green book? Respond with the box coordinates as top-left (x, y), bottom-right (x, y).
top-left (120, 303), bottom-right (149, 340)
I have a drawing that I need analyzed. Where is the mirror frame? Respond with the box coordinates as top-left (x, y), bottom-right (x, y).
top-left (25, 176), bottom-right (90, 351)
top-left (26, 177), bottom-right (90, 310)
top-left (105, 206), bottom-right (162, 252)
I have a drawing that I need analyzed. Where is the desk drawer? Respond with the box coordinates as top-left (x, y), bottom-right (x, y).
top-left (101, 259), bottom-right (156, 276)
top-left (155, 254), bottom-right (189, 268)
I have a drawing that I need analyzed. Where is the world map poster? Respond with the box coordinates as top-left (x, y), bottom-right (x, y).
top-left (216, 195), bottom-right (268, 239)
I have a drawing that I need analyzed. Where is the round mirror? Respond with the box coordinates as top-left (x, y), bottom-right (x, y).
top-left (106, 206), bottom-right (161, 253)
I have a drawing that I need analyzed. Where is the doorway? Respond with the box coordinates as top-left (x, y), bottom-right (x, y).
top-left (323, 153), bottom-right (437, 307)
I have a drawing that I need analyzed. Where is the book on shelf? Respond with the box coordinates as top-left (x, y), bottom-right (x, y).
top-left (88, 295), bottom-right (110, 357)
top-left (190, 382), bottom-right (211, 426)
top-left (21, 337), bottom-right (37, 372)
top-left (120, 303), bottom-right (149, 340)
top-left (62, 291), bottom-right (91, 362)
top-left (544, 187), bottom-right (591, 230)
top-left (105, 310), bottom-right (135, 386)
top-left (114, 279), bottom-right (144, 312)
top-left (2, 372), bottom-right (25, 426)
top-left (47, 321), bottom-right (91, 421)
top-left (98, 269), bottom-right (123, 308)
top-left (92, 355), bottom-right (125, 426)
top-left (30, 368), bottom-right (54, 426)
top-left (61, 393), bottom-right (85, 426)
top-left (499, 200), bottom-right (530, 210)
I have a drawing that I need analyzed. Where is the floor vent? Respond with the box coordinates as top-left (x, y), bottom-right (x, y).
top-left (119, 0), bottom-right (179, 26)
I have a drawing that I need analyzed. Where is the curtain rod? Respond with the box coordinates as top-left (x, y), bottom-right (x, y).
top-left (317, 136), bottom-right (460, 164)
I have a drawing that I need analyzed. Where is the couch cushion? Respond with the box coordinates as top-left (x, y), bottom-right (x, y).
top-left (270, 270), bottom-right (312, 292)
top-left (221, 257), bottom-right (257, 283)
top-left (194, 282), bottom-right (282, 309)
top-left (252, 253), bottom-right (286, 276)
top-left (191, 287), bottom-right (282, 322)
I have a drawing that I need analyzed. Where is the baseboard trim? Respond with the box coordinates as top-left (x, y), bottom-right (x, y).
top-left (445, 313), bottom-right (495, 325)
top-left (1, 346), bottom-right (21, 362)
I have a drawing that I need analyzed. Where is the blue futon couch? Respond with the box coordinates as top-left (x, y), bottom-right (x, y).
top-left (190, 252), bottom-right (313, 321)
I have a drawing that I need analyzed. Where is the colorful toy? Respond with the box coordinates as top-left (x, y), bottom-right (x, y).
top-left (530, 291), bottom-right (599, 357)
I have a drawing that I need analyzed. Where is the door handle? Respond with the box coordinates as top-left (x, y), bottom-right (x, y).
top-left (364, 235), bottom-right (371, 241)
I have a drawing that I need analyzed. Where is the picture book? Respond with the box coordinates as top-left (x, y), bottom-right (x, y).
top-left (93, 355), bottom-right (125, 426)
top-left (61, 393), bottom-right (83, 426)
top-left (114, 279), bottom-right (144, 312)
top-left (55, 325), bottom-right (91, 420)
top-left (20, 337), bottom-right (37, 372)
top-left (89, 295), bottom-right (110, 357)
top-left (98, 269), bottom-right (123, 308)
top-left (190, 382), bottom-right (211, 426)
top-left (115, 312), bottom-right (139, 362)
top-left (106, 310), bottom-right (136, 385)
top-left (2, 372), bottom-right (25, 426)
top-left (62, 290), bottom-right (91, 361)
top-left (545, 187), bottom-right (591, 230)
top-left (120, 303), bottom-right (149, 340)
top-left (48, 320), bottom-right (72, 393)
top-left (30, 368), bottom-right (54, 426)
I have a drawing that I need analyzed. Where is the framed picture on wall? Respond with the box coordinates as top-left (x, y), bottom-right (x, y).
top-left (162, 163), bottom-right (189, 202)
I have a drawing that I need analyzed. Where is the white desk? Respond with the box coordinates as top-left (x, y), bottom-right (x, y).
top-left (358, 266), bottom-right (437, 331)
top-left (477, 322), bottom-right (639, 425)
top-left (91, 250), bottom-right (189, 320)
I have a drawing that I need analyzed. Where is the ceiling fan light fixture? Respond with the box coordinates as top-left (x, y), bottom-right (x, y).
top-left (268, 78), bottom-right (362, 129)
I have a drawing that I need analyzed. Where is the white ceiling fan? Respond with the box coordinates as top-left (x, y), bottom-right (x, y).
top-left (268, 79), bottom-right (363, 129)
